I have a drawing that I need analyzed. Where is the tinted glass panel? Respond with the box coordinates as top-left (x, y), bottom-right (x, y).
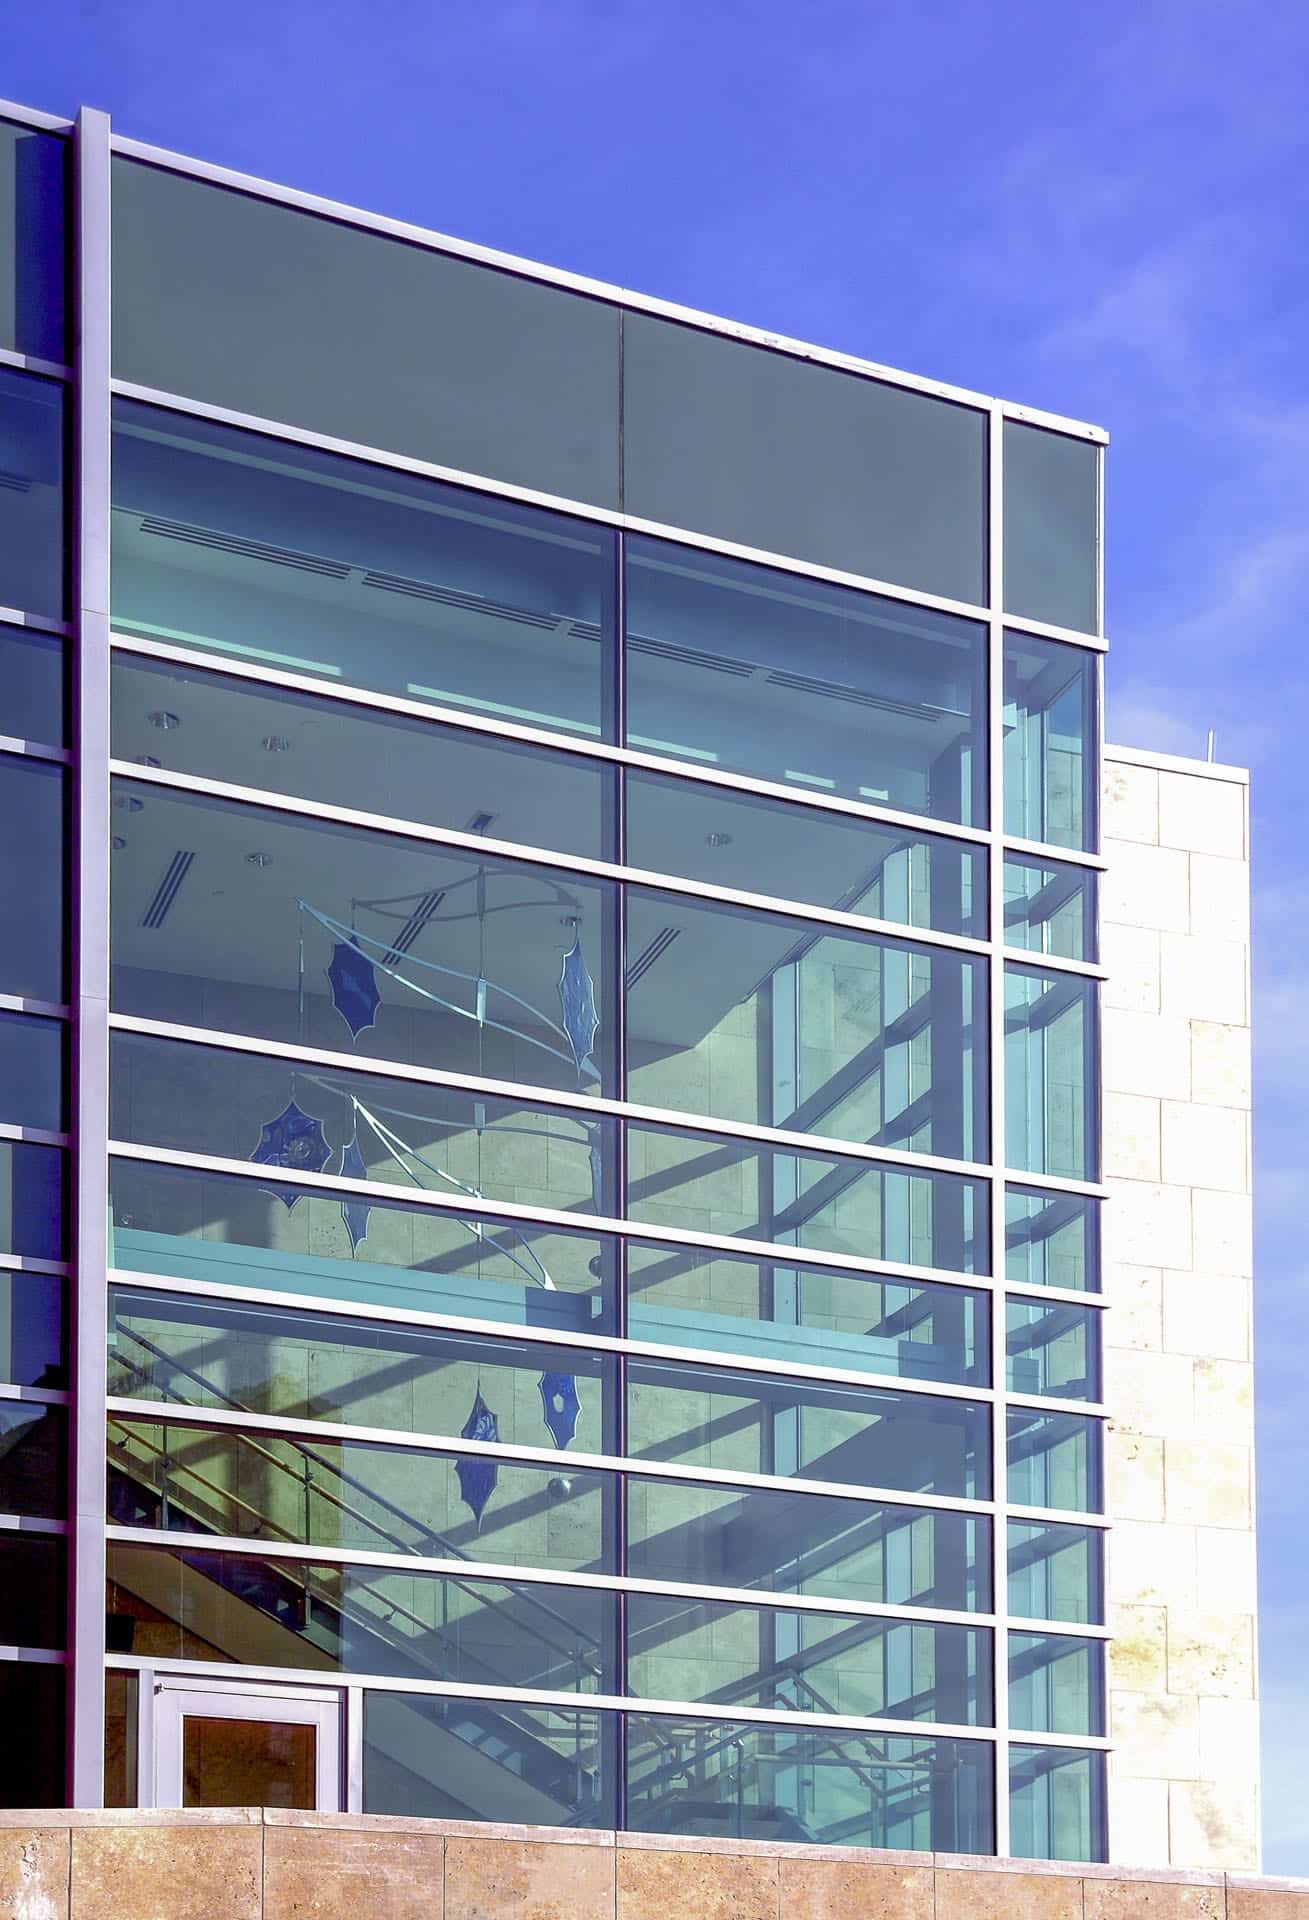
top-left (624, 316), bottom-right (986, 605)
top-left (0, 755), bottom-right (65, 1001)
top-left (0, 1009), bottom-right (64, 1131)
top-left (0, 1663), bottom-right (63, 1807)
top-left (628, 1591), bottom-right (990, 1724)
top-left (0, 1399), bottom-right (64, 1515)
top-left (109, 780), bottom-right (616, 1095)
top-left (626, 1713), bottom-right (992, 1851)
top-left (1003, 856), bottom-right (1094, 962)
top-left (0, 1269), bottom-right (64, 1387)
top-left (1004, 423), bottom-right (1098, 635)
top-left (1004, 633), bottom-right (1096, 852)
top-left (629, 1359), bottom-right (990, 1500)
top-left (1009, 1743), bottom-right (1106, 1863)
top-left (0, 368), bottom-right (64, 619)
top-left (1006, 1188), bottom-right (1099, 1293)
top-left (0, 1533), bottom-right (63, 1645)
top-left (626, 769), bottom-right (984, 937)
top-left (629, 1478), bottom-right (989, 1611)
top-left (364, 1693), bottom-right (614, 1827)
top-left (0, 622), bottom-right (64, 744)
top-left (1008, 1410), bottom-right (1102, 1515)
top-left (1009, 1631), bottom-right (1104, 1737)
top-left (627, 889), bottom-right (986, 1162)
top-left (109, 1157), bottom-right (616, 1333)
top-left (1007, 1300), bottom-right (1101, 1402)
top-left (1005, 967), bottom-right (1097, 1182)
top-left (112, 162), bottom-right (621, 507)
top-left (0, 1141), bottom-right (64, 1260)
top-left (1008, 1519), bottom-right (1103, 1626)
top-left (626, 536), bottom-right (986, 821)
top-left (626, 1123), bottom-right (989, 1276)
top-left (111, 402), bottom-right (616, 740)
top-left (0, 118), bottom-right (67, 360)
top-left (110, 653), bottom-right (613, 860)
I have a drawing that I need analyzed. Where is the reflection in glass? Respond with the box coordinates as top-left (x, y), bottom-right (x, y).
top-left (1003, 856), bottom-right (1094, 962)
top-left (626, 770), bottom-right (985, 938)
top-left (1004, 423), bottom-right (1098, 636)
top-left (0, 622), bottom-right (64, 745)
top-left (627, 1591), bottom-right (990, 1724)
top-left (629, 1479), bottom-right (989, 1612)
top-left (1009, 1631), bottom-right (1104, 1737)
top-left (1005, 967), bottom-right (1097, 1181)
top-left (627, 888), bottom-right (986, 1163)
top-left (0, 1141), bottom-right (64, 1260)
top-left (1006, 1188), bottom-right (1098, 1293)
top-left (1006, 1300), bottom-right (1101, 1402)
top-left (1004, 633), bottom-right (1096, 852)
top-left (105, 1671), bottom-right (139, 1808)
top-left (0, 117), bottom-right (68, 361)
top-left (629, 1359), bottom-right (989, 1501)
top-left (0, 1269), bottom-right (64, 1388)
top-left (626, 1712), bottom-right (992, 1851)
top-left (0, 1010), bottom-right (64, 1132)
top-left (364, 1693), bottom-right (615, 1827)
top-left (0, 1664), bottom-right (64, 1808)
top-left (0, 1400), bottom-right (64, 1516)
top-left (0, 1534), bottom-right (63, 1646)
top-left (1007, 1410), bottom-right (1102, 1515)
top-left (183, 1715), bottom-right (316, 1810)
top-left (0, 368), bottom-right (64, 620)
top-left (0, 755), bottom-right (65, 1002)
top-left (1009, 1743), bottom-right (1106, 1863)
top-left (1008, 1520), bottom-right (1103, 1626)
top-left (625, 535), bottom-right (986, 822)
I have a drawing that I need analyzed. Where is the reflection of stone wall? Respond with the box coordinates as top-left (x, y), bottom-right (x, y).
top-left (1101, 748), bottom-right (1257, 1869)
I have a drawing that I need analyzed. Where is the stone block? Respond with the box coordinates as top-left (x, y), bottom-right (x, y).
top-left (1198, 1696), bottom-right (1261, 1781)
top-left (1105, 1181), bottom-right (1192, 1272)
top-left (1168, 1778), bottom-right (1259, 1869)
top-left (1103, 760), bottom-right (1160, 845)
top-left (1112, 1349), bottom-right (1197, 1439)
top-left (1190, 1022), bottom-right (1252, 1109)
top-left (1108, 1431), bottom-right (1166, 1522)
top-left (1157, 771), bottom-right (1245, 859)
top-left (266, 1825), bottom-right (445, 1919)
top-left (1228, 1890), bottom-right (1309, 1920)
top-left (0, 1826), bottom-right (69, 1919)
top-left (1192, 1357), bottom-right (1253, 1436)
top-left (1110, 1687), bottom-right (1201, 1780)
top-left (1188, 853), bottom-right (1250, 940)
top-left (1107, 1265), bottom-right (1164, 1351)
top-left (1167, 1612), bottom-right (1255, 1699)
top-left (934, 1866), bottom-right (1081, 1920)
top-left (1164, 1438), bottom-right (1251, 1529)
top-left (778, 1855), bottom-right (932, 1920)
top-left (1110, 1521), bottom-right (1198, 1610)
top-left (1103, 1093), bottom-right (1162, 1182)
top-left (1103, 842), bottom-right (1191, 934)
top-left (447, 1836), bottom-right (611, 1920)
top-left (1103, 923), bottom-right (1162, 1014)
top-left (1162, 1272), bottom-right (1250, 1362)
top-left (70, 1824), bottom-right (262, 1920)
top-left (1191, 1190), bottom-right (1253, 1279)
top-left (1159, 935), bottom-right (1247, 1025)
top-left (1109, 1604), bottom-right (1167, 1691)
top-left (1084, 1878), bottom-right (1224, 1919)
top-left (1106, 1774), bottom-right (1170, 1868)
top-left (1194, 1527), bottom-right (1258, 1612)
top-left (617, 1845), bottom-right (777, 1920)
top-left (1160, 1104), bottom-right (1248, 1194)
top-left (1102, 1011), bottom-right (1191, 1102)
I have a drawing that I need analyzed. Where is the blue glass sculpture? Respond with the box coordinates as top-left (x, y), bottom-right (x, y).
top-left (339, 1129), bottom-right (371, 1255)
top-left (539, 1371), bottom-right (581, 1449)
top-left (327, 938), bottom-right (381, 1041)
top-left (456, 1388), bottom-right (499, 1528)
top-left (558, 936), bottom-right (599, 1081)
top-left (250, 1100), bottom-right (330, 1210)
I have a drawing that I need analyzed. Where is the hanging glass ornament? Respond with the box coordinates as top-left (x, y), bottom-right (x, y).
top-left (250, 1100), bottom-right (330, 1210)
top-left (339, 1127), bottom-right (371, 1255)
top-left (539, 1371), bottom-right (581, 1449)
top-left (455, 1387), bottom-right (500, 1529)
top-left (558, 936), bottom-right (599, 1081)
top-left (327, 938), bottom-right (381, 1041)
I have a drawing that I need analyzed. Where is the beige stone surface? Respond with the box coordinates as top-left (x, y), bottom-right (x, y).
top-left (1083, 1878), bottom-right (1224, 1920)
top-left (1104, 1179), bottom-right (1192, 1271)
top-left (1160, 1103), bottom-right (1248, 1194)
top-left (1102, 843), bottom-right (1191, 935)
top-left (1158, 933), bottom-right (1247, 1026)
top-left (448, 1836), bottom-right (611, 1920)
top-left (1107, 1432), bottom-right (1166, 1522)
top-left (1189, 1022), bottom-right (1252, 1108)
top-left (1161, 1273), bottom-right (1250, 1362)
top-left (1166, 1613), bottom-right (1255, 1700)
top-left (616, 1845), bottom-right (777, 1920)
top-left (1229, 1891), bottom-right (1309, 1920)
top-left (1157, 770), bottom-right (1245, 858)
top-left (1188, 853), bottom-right (1250, 939)
top-left (935, 1866), bottom-right (1081, 1920)
top-left (1109, 1265), bottom-right (1164, 1350)
top-left (1169, 1779), bottom-right (1259, 1870)
top-left (1103, 1777), bottom-right (1170, 1867)
top-left (70, 1823), bottom-right (262, 1920)
top-left (1103, 924), bottom-right (1162, 1014)
top-left (0, 1826), bottom-right (69, 1919)
top-left (1164, 1438), bottom-right (1252, 1530)
top-left (1110, 1688), bottom-right (1201, 1779)
top-left (264, 1825), bottom-right (445, 1919)
top-left (1104, 1092), bottom-right (1163, 1181)
top-left (1109, 1605), bottom-right (1167, 1692)
top-left (777, 1855), bottom-right (932, 1920)
top-left (1102, 761), bottom-right (1160, 846)
top-left (1103, 1013), bottom-right (1192, 1103)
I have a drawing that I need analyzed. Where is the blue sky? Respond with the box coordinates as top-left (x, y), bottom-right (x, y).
top-left (8, 0), bottom-right (1307, 1868)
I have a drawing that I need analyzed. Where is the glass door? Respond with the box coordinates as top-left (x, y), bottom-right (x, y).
top-left (152, 1680), bottom-right (341, 1810)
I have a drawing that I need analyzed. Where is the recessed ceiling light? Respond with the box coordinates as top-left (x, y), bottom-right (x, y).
top-left (111, 836), bottom-right (127, 852)
top-left (245, 851), bottom-right (274, 868)
top-left (706, 832), bottom-right (734, 848)
top-left (113, 795), bottom-right (144, 814)
top-left (134, 754), bottom-right (161, 768)
top-left (148, 710), bottom-right (180, 731)
top-left (466, 810), bottom-right (497, 834)
top-left (262, 735), bottom-right (291, 753)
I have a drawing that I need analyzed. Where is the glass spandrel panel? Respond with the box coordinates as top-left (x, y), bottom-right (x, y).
top-left (0, 622), bottom-right (64, 745)
top-left (629, 1358), bottom-right (989, 1501)
top-left (110, 654), bottom-right (614, 861)
top-left (1007, 1410), bottom-right (1102, 1515)
top-left (0, 1140), bottom-right (65, 1261)
top-left (111, 401), bottom-right (617, 740)
top-left (0, 1534), bottom-right (63, 1646)
top-left (623, 316), bottom-right (986, 606)
top-left (626, 769), bottom-right (985, 937)
top-left (1008, 1519), bottom-right (1103, 1626)
top-left (1009, 1743), bottom-right (1106, 1863)
top-left (625, 535), bottom-right (987, 822)
top-left (108, 779), bottom-right (616, 1096)
top-left (1006, 1188), bottom-right (1099, 1293)
top-left (1004, 632), bottom-right (1096, 853)
top-left (628, 1479), bottom-right (989, 1612)
top-left (0, 754), bottom-right (65, 1002)
top-left (1009, 1631), bottom-right (1104, 1737)
top-left (625, 1713), bottom-right (993, 1852)
top-left (1004, 423), bottom-right (1098, 636)
top-left (0, 1269), bottom-right (64, 1387)
top-left (625, 1236), bottom-right (986, 1385)
top-left (109, 1157), bottom-right (615, 1333)
top-left (0, 1399), bottom-right (65, 1516)
top-left (0, 368), bottom-right (65, 620)
top-left (627, 1592), bottom-right (990, 1725)
top-left (112, 161), bottom-right (621, 506)
top-left (0, 1009), bottom-right (64, 1131)
top-left (183, 1716), bottom-right (316, 1810)
top-left (364, 1693), bottom-right (615, 1827)
top-left (1007, 1299), bottom-right (1101, 1402)
top-left (0, 118), bottom-right (68, 361)
top-left (1005, 966), bottom-right (1096, 1182)
top-left (1003, 855), bottom-right (1094, 962)
top-left (0, 1664), bottom-right (63, 1808)
top-left (626, 889), bottom-right (987, 1163)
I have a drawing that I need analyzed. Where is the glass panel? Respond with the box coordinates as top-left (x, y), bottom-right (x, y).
top-left (109, 1159), bottom-right (615, 1334)
top-left (110, 1417), bottom-right (614, 1575)
top-left (1006, 1188), bottom-right (1099, 1293)
top-left (110, 653), bottom-right (613, 860)
top-left (1007, 1300), bottom-right (1101, 1402)
top-left (625, 1713), bottom-right (992, 1851)
top-left (1004, 423), bottom-right (1098, 636)
top-left (111, 401), bottom-right (616, 740)
top-left (1008, 1520), bottom-right (1103, 1626)
top-left (0, 1009), bottom-right (65, 1131)
top-left (629, 1480), bottom-right (989, 1611)
top-left (106, 1670), bottom-right (139, 1807)
top-left (0, 1269), bottom-right (64, 1387)
top-left (627, 889), bottom-right (987, 1163)
top-left (1004, 633), bottom-right (1096, 853)
top-left (626, 769), bottom-right (985, 937)
top-left (1005, 968), bottom-right (1097, 1182)
top-left (1007, 1410), bottom-right (1102, 1515)
top-left (0, 1663), bottom-right (64, 1807)
top-left (105, 1542), bottom-right (615, 1690)
top-left (629, 1358), bottom-right (989, 1500)
top-left (0, 622), bottom-right (64, 744)
top-left (110, 1030), bottom-right (616, 1217)
top-left (625, 535), bottom-right (986, 822)
top-left (0, 1400), bottom-right (64, 1516)
top-left (107, 1287), bottom-right (617, 1447)
top-left (0, 1533), bottom-right (63, 1645)
top-left (626, 1237), bottom-right (986, 1385)
top-left (1009, 1631), bottom-right (1104, 1737)
top-left (626, 1125), bottom-right (988, 1276)
top-left (1009, 1743), bottom-right (1106, 1863)
top-left (1003, 856), bottom-right (1094, 962)
top-left (623, 317), bottom-right (986, 606)
top-left (0, 1141), bottom-right (65, 1260)
top-left (628, 1592), bottom-right (990, 1724)
top-left (0, 368), bottom-right (65, 620)
top-left (109, 779), bottom-right (616, 1096)
top-left (0, 755), bottom-right (65, 1002)
top-left (364, 1693), bottom-right (615, 1827)
top-left (183, 1715), bottom-right (316, 1809)
top-left (0, 118), bottom-right (68, 360)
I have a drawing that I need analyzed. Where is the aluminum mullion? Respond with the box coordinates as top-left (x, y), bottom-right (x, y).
top-left (0, 736), bottom-right (72, 765)
top-left (0, 994), bottom-right (70, 1020)
top-left (0, 345), bottom-right (72, 381)
top-left (0, 1123), bottom-right (68, 1148)
top-left (0, 1252), bottom-right (69, 1277)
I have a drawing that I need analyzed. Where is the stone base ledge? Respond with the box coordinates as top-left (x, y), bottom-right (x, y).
top-left (0, 1811), bottom-right (1301, 1920)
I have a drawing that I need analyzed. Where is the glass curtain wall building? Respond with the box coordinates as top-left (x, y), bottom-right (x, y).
top-left (0, 101), bottom-right (1108, 1860)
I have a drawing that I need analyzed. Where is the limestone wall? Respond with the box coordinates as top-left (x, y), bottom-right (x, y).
top-left (1100, 747), bottom-right (1257, 1868)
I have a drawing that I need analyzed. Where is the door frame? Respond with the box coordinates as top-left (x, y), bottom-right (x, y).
top-left (144, 1674), bottom-right (343, 1811)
